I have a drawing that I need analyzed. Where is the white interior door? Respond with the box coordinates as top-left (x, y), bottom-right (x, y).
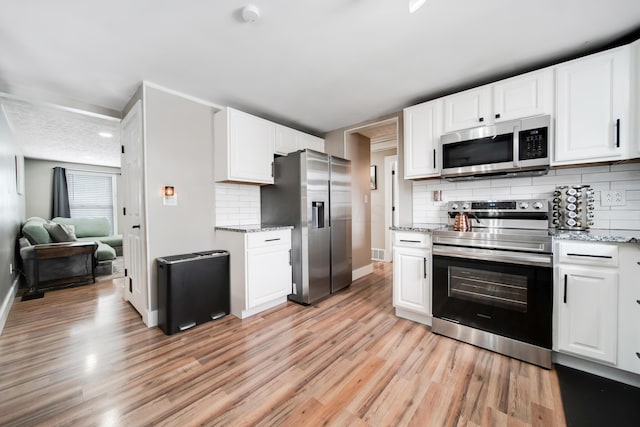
top-left (120, 101), bottom-right (149, 324)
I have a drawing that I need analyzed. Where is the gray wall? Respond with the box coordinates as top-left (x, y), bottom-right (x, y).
top-left (144, 86), bottom-right (217, 310)
top-left (0, 107), bottom-right (26, 315)
top-left (345, 133), bottom-right (371, 271)
top-left (24, 159), bottom-right (120, 223)
top-left (370, 148), bottom-right (396, 249)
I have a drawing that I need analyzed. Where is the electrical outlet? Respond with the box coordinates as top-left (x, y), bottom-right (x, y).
top-left (601, 190), bottom-right (626, 207)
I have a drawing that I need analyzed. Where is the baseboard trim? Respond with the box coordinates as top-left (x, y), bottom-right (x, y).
top-left (0, 277), bottom-right (19, 335)
top-left (352, 264), bottom-right (374, 281)
top-left (395, 308), bottom-right (432, 326)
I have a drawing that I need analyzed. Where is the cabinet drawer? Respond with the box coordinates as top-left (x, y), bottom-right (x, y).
top-left (557, 242), bottom-right (618, 267)
top-left (394, 232), bottom-right (431, 248)
top-left (247, 230), bottom-right (291, 249)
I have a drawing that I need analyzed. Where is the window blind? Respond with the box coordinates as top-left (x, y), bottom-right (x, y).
top-left (66, 171), bottom-right (116, 234)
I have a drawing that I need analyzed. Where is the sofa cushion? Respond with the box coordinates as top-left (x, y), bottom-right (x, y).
top-left (22, 217), bottom-right (52, 244)
top-left (95, 242), bottom-right (117, 261)
top-left (52, 217), bottom-right (110, 238)
top-left (44, 222), bottom-right (77, 242)
top-left (93, 234), bottom-right (122, 248)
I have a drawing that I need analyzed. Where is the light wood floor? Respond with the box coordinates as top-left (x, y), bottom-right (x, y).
top-left (0, 262), bottom-right (566, 426)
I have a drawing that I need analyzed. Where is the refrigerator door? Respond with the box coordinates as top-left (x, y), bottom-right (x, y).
top-left (330, 156), bottom-right (352, 293)
top-left (302, 150), bottom-right (331, 303)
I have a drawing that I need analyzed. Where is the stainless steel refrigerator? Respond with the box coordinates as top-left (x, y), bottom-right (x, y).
top-left (261, 149), bottom-right (352, 304)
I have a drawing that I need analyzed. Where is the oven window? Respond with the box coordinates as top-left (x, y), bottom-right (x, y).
top-left (448, 266), bottom-right (528, 312)
top-left (442, 133), bottom-right (513, 169)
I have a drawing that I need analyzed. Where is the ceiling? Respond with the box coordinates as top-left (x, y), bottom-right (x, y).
top-left (1, 1), bottom-right (639, 165)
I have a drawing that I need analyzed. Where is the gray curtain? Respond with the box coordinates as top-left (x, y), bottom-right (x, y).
top-left (51, 167), bottom-right (71, 218)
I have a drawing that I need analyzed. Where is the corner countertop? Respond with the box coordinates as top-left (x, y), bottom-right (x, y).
top-left (390, 223), bottom-right (448, 233)
top-left (550, 228), bottom-right (640, 244)
top-left (215, 224), bottom-right (294, 233)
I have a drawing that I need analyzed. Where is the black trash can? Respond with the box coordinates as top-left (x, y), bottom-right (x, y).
top-left (157, 250), bottom-right (230, 335)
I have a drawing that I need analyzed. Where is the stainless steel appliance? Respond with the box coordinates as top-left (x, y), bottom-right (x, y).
top-left (552, 185), bottom-right (595, 230)
top-left (261, 149), bottom-right (352, 304)
top-left (431, 199), bottom-right (553, 368)
top-left (440, 115), bottom-right (551, 181)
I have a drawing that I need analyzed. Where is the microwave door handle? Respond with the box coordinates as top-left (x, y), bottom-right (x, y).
top-left (512, 123), bottom-right (521, 167)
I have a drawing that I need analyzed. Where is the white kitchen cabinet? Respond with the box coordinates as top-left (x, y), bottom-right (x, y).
top-left (392, 231), bottom-right (431, 324)
top-left (216, 229), bottom-right (292, 319)
top-left (274, 126), bottom-right (299, 155)
top-left (556, 264), bottom-right (618, 364)
top-left (274, 126), bottom-right (325, 155)
top-left (554, 46), bottom-right (631, 165)
top-left (492, 68), bottom-right (554, 123)
top-left (616, 243), bottom-right (640, 374)
top-left (633, 39), bottom-right (640, 158)
top-left (403, 99), bottom-right (442, 179)
top-left (214, 107), bottom-right (275, 184)
top-left (443, 86), bottom-right (491, 132)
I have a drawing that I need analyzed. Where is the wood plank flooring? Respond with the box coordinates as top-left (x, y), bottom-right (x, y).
top-left (0, 262), bottom-right (566, 426)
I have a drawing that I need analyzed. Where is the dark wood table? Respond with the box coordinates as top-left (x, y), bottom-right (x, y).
top-left (32, 241), bottom-right (97, 290)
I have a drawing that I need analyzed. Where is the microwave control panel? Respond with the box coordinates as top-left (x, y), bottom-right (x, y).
top-left (519, 127), bottom-right (548, 160)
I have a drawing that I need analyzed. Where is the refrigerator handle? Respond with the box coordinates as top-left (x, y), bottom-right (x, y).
top-left (328, 180), bottom-right (331, 227)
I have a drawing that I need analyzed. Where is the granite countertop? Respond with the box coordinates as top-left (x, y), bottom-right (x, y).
top-left (550, 228), bottom-right (640, 244)
top-left (390, 223), bottom-right (448, 233)
top-left (215, 224), bottom-right (294, 233)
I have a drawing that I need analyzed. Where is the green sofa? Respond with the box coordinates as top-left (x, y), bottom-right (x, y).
top-left (52, 217), bottom-right (122, 257)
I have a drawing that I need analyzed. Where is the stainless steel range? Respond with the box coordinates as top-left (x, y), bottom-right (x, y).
top-left (431, 199), bottom-right (553, 368)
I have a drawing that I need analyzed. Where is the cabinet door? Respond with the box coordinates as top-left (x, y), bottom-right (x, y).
top-left (617, 244), bottom-right (640, 374)
top-left (554, 47), bottom-right (630, 165)
top-left (443, 86), bottom-right (491, 132)
top-left (557, 265), bottom-right (618, 364)
top-left (404, 100), bottom-right (442, 179)
top-left (275, 126), bottom-right (299, 155)
top-left (393, 246), bottom-right (430, 315)
top-left (493, 68), bottom-right (554, 122)
top-left (229, 109), bottom-right (275, 184)
top-left (247, 245), bottom-right (292, 308)
top-left (298, 133), bottom-right (325, 152)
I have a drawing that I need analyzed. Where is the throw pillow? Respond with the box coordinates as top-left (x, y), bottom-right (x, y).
top-left (44, 222), bottom-right (78, 242)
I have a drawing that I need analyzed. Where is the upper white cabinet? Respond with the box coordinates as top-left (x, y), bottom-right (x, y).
top-left (492, 68), bottom-right (554, 123)
top-left (633, 40), bottom-right (640, 158)
top-left (443, 86), bottom-right (491, 132)
top-left (214, 107), bottom-right (275, 184)
top-left (403, 99), bottom-right (443, 179)
top-left (274, 125), bottom-right (324, 155)
top-left (443, 69), bottom-right (554, 133)
top-left (554, 46), bottom-right (631, 165)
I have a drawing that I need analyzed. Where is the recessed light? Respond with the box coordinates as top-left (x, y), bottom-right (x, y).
top-left (99, 132), bottom-right (113, 138)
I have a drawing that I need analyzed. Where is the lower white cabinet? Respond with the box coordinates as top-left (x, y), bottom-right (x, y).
top-left (556, 264), bottom-right (618, 364)
top-left (617, 243), bottom-right (640, 374)
top-left (216, 229), bottom-right (292, 319)
top-left (392, 231), bottom-right (431, 324)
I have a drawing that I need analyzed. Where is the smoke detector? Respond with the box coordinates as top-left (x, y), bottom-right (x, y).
top-left (242, 4), bottom-right (261, 22)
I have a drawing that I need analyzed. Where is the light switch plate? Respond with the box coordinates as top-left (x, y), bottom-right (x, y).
top-left (601, 190), bottom-right (625, 206)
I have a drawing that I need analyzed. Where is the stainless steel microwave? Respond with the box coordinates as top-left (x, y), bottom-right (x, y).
top-left (440, 115), bottom-right (551, 181)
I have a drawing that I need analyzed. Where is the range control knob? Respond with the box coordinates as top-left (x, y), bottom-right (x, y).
top-left (462, 203), bottom-right (470, 210)
top-left (451, 203), bottom-right (459, 210)
top-left (533, 201), bottom-right (544, 210)
top-left (519, 202), bottom-right (529, 209)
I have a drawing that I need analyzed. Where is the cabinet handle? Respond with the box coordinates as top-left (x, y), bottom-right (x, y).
top-left (271, 162), bottom-right (274, 177)
top-left (563, 274), bottom-right (568, 304)
top-left (479, 117), bottom-right (484, 123)
top-left (495, 113), bottom-right (501, 119)
top-left (132, 224), bottom-right (140, 229)
top-left (289, 249), bottom-right (292, 266)
top-left (423, 257), bottom-right (427, 279)
top-left (399, 239), bottom-right (421, 243)
top-left (265, 238), bottom-right (281, 242)
top-left (636, 352), bottom-right (640, 360)
top-left (566, 253), bottom-right (612, 259)
top-left (615, 119), bottom-right (620, 148)
top-left (636, 300), bottom-right (640, 305)
top-left (433, 149), bottom-right (436, 169)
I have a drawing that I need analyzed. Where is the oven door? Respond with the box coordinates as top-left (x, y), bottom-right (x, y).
top-left (432, 248), bottom-right (552, 349)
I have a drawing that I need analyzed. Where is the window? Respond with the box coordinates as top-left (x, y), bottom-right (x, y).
top-left (66, 170), bottom-right (117, 234)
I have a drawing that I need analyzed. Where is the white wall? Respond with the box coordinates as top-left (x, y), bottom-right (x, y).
top-left (413, 163), bottom-right (640, 230)
top-left (0, 107), bottom-right (25, 330)
top-left (144, 86), bottom-right (217, 310)
top-left (24, 158), bottom-right (120, 222)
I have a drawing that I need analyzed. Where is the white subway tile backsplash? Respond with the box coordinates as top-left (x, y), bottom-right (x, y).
top-left (412, 163), bottom-right (640, 230)
top-left (215, 183), bottom-right (261, 226)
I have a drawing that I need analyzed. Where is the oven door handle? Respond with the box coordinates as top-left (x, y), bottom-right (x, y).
top-left (433, 245), bottom-right (552, 267)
